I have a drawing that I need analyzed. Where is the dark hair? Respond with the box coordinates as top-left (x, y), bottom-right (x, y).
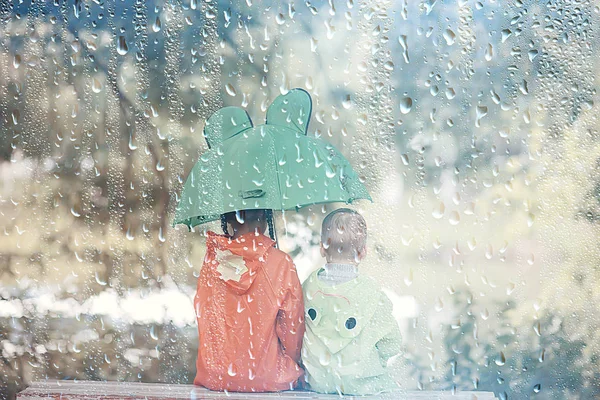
top-left (220, 209), bottom-right (276, 241)
top-left (221, 214), bottom-right (230, 236)
top-left (266, 209), bottom-right (275, 241)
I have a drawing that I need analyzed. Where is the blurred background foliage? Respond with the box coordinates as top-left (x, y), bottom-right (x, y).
top-left (1, 0), bottom-right (600, 399)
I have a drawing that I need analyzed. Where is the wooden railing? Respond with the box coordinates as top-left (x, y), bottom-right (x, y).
top-left (18, 381), bottom-right (498, 399)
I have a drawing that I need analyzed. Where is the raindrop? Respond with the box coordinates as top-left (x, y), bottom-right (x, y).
top-left (528, 49), bottom-right (538, 62)
top-left (432, 202), bottom-right (445, 219)
top-left (435, 297), bottom-right (444, 312)
top-left (449, 211), bottom-right (460, 225)
top-left (424, 0), bottom-right (437, 15)
top-left (485, 43), bottom-right (494, 61)
top-left (404, 268), bottom-right (413, 286)
top-left (400, 97), bottom-right (413, 114)
top-left (225, 84), bottom-right (237, 97)
top-left (227, 363), bottom-right (237, 376)
top-left (398, 35), bottom-right (409, 63)
top-left (519, 79), bottom-right (529, 95)
top-left (533, 384), bottom-right (541, 393)
top-left (475, 106), bottom-right (488, 127)
top-left (206, 9), bottom-right (217, 19)
top-left (533, 321), bottom-right (541, 336)
top-left (13, 54), bottom-right (21, 69)
top-left (319, 351), bottom-right (331, 366)
top-left (92, 78), bottom-right (103, 93)
top-left (481, 308), bottom-right (489, 320)
top-left (150, 325), bottom-right (159, 340)
top-left (443, 29), bottom-right (456, 46)
top-left (11, 110), bottom-right (20, 126)
top-left (342, 95), bottom-right (352, 109)
top-left (95, 272), bottom-right (107, 286)
top-left (152, 16), bottom-right (161, 32)
top-left (117, 36), bottom-right (128, 55)
top-left (495, 352), bottom-right (506, 366)
top-left (310, 37), bottom-right (318, 53)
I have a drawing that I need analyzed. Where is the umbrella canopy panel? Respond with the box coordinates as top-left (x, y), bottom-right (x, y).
top-left (173, 89), bottom-right (371, 228)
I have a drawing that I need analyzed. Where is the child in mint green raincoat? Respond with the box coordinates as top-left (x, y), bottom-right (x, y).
top-left (301, 208), bottom-right (402, 395)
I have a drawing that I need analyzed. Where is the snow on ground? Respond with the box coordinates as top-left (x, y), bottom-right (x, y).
top-left (0, 282), bottom-right (196, 327)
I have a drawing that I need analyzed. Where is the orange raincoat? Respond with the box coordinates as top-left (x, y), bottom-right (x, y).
top-left (194, 231), bottom-right (305, 392)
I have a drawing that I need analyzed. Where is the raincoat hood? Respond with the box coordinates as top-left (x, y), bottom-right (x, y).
top-left (194, 231), bottom-right (305, 392)
top-left (301, 270), bottom-right (402, 395)
top-left (206, 231), bottom-right (275, 294)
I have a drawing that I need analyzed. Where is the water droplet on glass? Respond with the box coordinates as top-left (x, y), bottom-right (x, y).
top-left (424, 0), bottom-right (437, 14)
top-left (126, 227), bottom-right (134, 241)
top-left (92, 78), bottom-right (103, 93)
top-left (435, 297), bottom-right (444, 311)
top-left (152, 16), bottom-right (161, 32)
top-left (117, 36), bottom-right (128, 55)
top-left (443, 29), bottom-right (456, 45)
top-left (404, 268), bottom-right (413, 286)
top-left (342, 95), bottom-right (352, 109)
top-left (150, 325), bottom-right (159, 340)
top-left (13, 54), bottom-right (21, 69)
top-left (533, 321), bottom-right (541, 336)
top-left (225, 84), bottom-right (237, 97)
top-left (205, 9), bottom-right (217, 19)
top-left (398, 35), bottom-right (409, 63)
top-left (400, 97), bottom-right (413, 114)
top-left (227, 363), bottom-right (237, 376)
top-left (519, 79), bottom-right (529, 95)
top-left (475, 105), bottom-right (488, 127)
top-left (11, 110), bottom-right (20, 126)
top-left (432, 202), bottom-right (445, 219)
top-left (528, 49), bottom-right (538, 62)
top-left (495, 352), bottom-right (506, 366)
top-left (485, 43), bottom-right (494, 61)
top-left (95, 272), bottom-right (107, 286)
top-left (449, 211), bottom-right (460, 225)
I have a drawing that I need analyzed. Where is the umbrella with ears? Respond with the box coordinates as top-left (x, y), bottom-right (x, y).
top-left (173, 88), bottom-right (371, 231)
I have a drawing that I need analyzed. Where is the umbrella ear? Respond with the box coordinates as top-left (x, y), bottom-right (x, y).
top-left (266, 88), bottom-right (312, 135)
top-left (203, 106), bottom-right (253, 148)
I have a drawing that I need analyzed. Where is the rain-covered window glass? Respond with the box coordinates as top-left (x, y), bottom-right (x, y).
top-left (1, 1), bottom-right (599, 399)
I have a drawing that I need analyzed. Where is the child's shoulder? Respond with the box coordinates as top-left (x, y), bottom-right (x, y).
top-left (262, 246), bottom-right (297, 275)
top-left (302, 269), bottom-right (383, 298)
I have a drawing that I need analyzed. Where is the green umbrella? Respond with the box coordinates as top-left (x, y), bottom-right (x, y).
top-left (173, 88), bottom-right (371, 229)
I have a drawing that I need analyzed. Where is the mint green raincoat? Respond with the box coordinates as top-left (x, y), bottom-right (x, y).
top-left (301, 269), bottom-right (402, 395)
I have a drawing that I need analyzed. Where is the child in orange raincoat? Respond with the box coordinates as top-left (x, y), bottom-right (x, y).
top-left (194, 209), bottom-right (305, 392)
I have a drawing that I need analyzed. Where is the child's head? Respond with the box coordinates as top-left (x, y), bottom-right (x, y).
top-left (221, 209), bottom-right (274, 239)
top-left (320, 208), bottom-right (367, 264)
